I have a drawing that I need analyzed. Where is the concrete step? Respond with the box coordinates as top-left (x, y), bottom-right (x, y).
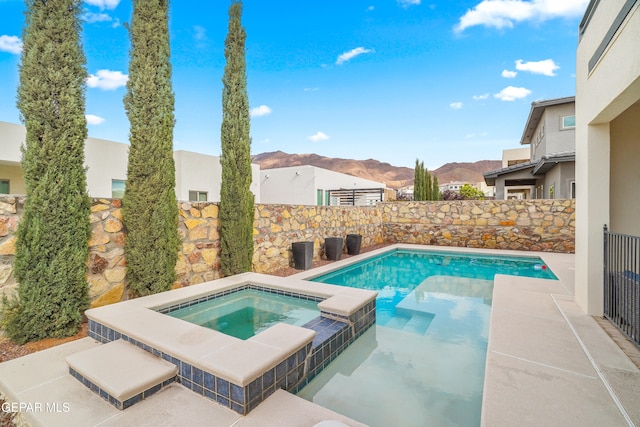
top-left (66, 339), bottom-right (177, 410)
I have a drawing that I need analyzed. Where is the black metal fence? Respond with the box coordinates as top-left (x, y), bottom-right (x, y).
top-left (603, 225), bottom-right (640, 347)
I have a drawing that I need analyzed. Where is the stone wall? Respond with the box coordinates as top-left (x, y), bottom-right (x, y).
top-left (0, 196), bottom-right (575, 308)
top-left (87, 200), bottom-right (224, 307)
top-left (252, 204), bottom-right (385, 273)
top-left (381, 199), bottom-right (575, 252)
top-left (0, 196), bottom-right (21, 300)
top-left (0, 197), bottom-right (224, 309)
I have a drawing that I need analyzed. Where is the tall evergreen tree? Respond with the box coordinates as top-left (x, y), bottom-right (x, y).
top-left (414, 159), bottom-right (423, 201)
top-left (425, 170), bottom-right (432, 201)
top-left (432, 175), bottom-right (441, 200)
top-left (220, 1), bottom-right (254, 275)
top-left (2, 0), bottom-right (90, 343)
top-left (122, 0), bottom-right (179, 297)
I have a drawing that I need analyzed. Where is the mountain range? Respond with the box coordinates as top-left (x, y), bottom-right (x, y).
top-left (252, 151), bottom-right (501, 189)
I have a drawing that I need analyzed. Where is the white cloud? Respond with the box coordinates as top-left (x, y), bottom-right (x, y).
top-left (473, 93), bottom-right (489, 100)
top-left (0, 35), bottom-right (22, 55)
top-left (494, 86), bottom-right (532, 101)
top-left (450, 102), bottom-right (463, 110)
top-left (85, 114), bottom-right (105, 125)
top-left (454, 0), bottom-right (589, 33)
top-left (308, 131), bottom-right (329, 142)
top-left (84, 0), bottom-right (120, 10)
top-left (398, 0), bottom-right (421, 7)
top-left (250, 105), bottom-right (272, 117)
top-left (82, 12), bottom-right (112, 24)
top-left (368, 6), bottom-right (375, 11)
top-left (502, 70), bottom-right (517, 78)
top-left (336, 47), bottom-right (373, 65)
top-left (86, 69), bottom-right (128, 90)
top-left (193, 25), bottom-right (206, 41)
top-left (304, 87), bottom-right (319, 92)
top-left (515, 59), bottom-right (559, 76)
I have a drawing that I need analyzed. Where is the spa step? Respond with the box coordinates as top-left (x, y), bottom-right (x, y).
top-left (66, 339), bottom-right (177, 410)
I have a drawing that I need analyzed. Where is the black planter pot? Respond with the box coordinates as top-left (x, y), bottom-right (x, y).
top-left (292, 241), bottom-right (313, 270)
top-left (324, 237), bottom-right (343, 261)
top-left (346, 234), bottom-right (362, 255)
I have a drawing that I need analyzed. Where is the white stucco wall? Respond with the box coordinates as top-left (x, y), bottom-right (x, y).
top-left (260, 165), bottom-right (386, 206)
top-left (532, 104), bottom-right (576, 162)
top-left (174, 150), bottom-right (222, 202)
top-left (84, 138), bottom-right (129, 198)
top-left (0, 121), bottom-right (261, 202)
top-left (502, 147), bottom-right (530, 168)
top-left (0, 121), bottom-right (23, 163)
top-left (260, 165), bottom-right (317, 205)
top-left (575, 1), bottom-right (640, 315)
top-left (610, 103), bottom-right (640, 236)
top-left (0, 165), bottom-right (25, 194)
top-left (174, 150), bottom-right (261, 203)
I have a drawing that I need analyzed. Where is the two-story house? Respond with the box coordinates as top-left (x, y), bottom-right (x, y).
top-left (575, 0), bottom-right (640, 317)
top-left (484, 96), bottom-right (576, 200)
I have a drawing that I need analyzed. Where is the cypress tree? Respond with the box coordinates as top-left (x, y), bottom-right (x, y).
top-left (2, 0), bottom-right (91, 343)
top-left (122, 0), bottom-right (179, 297)
top-left (425, 170), bottom-right (432, 201)
top-left (432, 175), bottom-right (441, 200)
top-left (220, 1), bottom-right (254, 275)
top-left (414, 159), bottom-right (423, 201)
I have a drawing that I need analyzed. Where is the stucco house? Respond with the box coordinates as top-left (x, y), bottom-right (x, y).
top-left (259, 165), bottom-right (386, 206)
top-left (0, 121), bottom-right (261, 202)
top-left (484, 97), bottom-right (576, 200)
top-left (575, 0), bottom-right (640, 318)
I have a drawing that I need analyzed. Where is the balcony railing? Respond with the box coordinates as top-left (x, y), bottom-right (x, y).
top-left (603, 225), bottom-right (640, 347)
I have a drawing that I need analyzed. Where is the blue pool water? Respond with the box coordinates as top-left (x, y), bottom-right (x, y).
top-left (167, 289), bottom-right (320, 340)
top-left (298, 249), bottom-right (557, 427)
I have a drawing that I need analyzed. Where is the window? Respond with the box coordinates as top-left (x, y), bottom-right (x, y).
top-left (112, 180), bottom-right (126, 198)
top-left (536, 124), bottom-right (545, 146)
top-left (189, 191), bottom-right (208, 202)
top-left (562, 115), bottom-right (575, 129)
top-left (570, 181), bottom-right (576, 199)
top-left (0, 179), bottom-right (9, 194)
top-left (316, 189), bottom-right (324, 206)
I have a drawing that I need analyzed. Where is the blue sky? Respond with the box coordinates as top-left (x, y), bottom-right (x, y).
top-left (0, 0), bottom-right (588, 169)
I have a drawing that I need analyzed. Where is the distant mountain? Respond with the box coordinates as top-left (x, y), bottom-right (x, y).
top-left (252, 151), bottom-right (501, 189)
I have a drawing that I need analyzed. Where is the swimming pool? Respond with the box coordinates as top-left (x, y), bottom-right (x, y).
top-left (166, 288), bottom-right (321, 340)
top-left (297, 248), bottom-right (557, 427)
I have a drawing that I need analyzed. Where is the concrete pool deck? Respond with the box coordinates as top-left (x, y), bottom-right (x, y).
top-left (1, 244), bottom-right (639, 426)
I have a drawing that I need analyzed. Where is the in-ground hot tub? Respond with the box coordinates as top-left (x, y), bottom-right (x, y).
top-left (165, 288), bottom-right (321, 340)
top-left (85, 273), bottom-right (377, 415)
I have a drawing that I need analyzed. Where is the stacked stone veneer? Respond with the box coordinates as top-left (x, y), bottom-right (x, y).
top-left (0, 196), bottom-right (20, 301)
top-left (86, 200), bottom-right (224, 307)
top-left (0, 197), bottom-right (224, 309)
top-left (252, 204), bottom-right (385, 273)
top-left (381, 199), bottom-right (575, 252)
top-left (0, 196), bottom-right (574, 307)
